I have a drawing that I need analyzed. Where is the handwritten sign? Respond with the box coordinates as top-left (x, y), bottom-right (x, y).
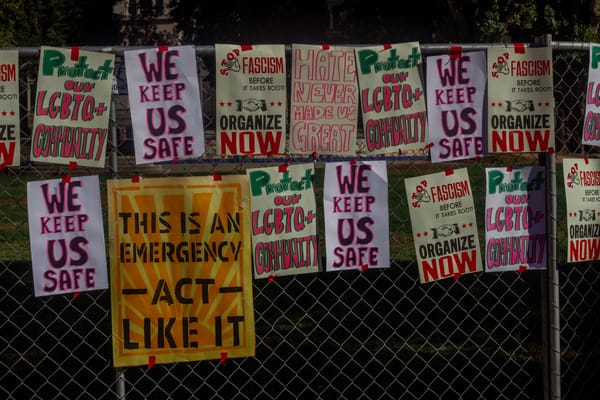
top-left (108, 176), bottom-right (254, 367)
top-left (216, 44), bottom-right (286, 156)
top-left (583, 44), bottom-right (600, 146)
top-left (31, 47), bottom-right (114, 167)
top-left (355, 42), bottom-right (429, 155)
top-left (125, 45), bottom-right (205, 164)
top-left (289, 45), bottom-right (359, 155)
top-left (563, 158), bottom-right (600, 262)
top-left (485, 167), bottom-right (547, 271)
top-left (426, 51), bottom-right (486, 162)
top-left (405, 168), bottom-right (482, 283)
top-left (0, 50), bottom-right (19, 167)
top-left (487, 46), bottom-right (554, 153)
top-left (324, 161), bottom-right (389, 271)
top-left (27, 175), bottom-right (108, 296)
top-left (247, 163), bottom-right (319, 278)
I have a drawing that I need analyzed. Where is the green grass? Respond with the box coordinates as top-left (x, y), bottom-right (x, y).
top-left (0, 160), bottom-right (570, 264)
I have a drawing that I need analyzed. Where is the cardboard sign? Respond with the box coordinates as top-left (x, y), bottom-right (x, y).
top-left (289, 44), bottom-right (359, 155)
top-left (405, 168), bottom-right (482, 283)
top-left (324, 160), bottom-right (390, 271)
top-left (563, 158), bottom-right (600, 262)
top-left (247, 163), bottom-right (319, 278)
top-left (216, 44), bottom-right (286, 156)
top-left (583, 44), bottom-right (600, 146)
top-left (27, 175), bottom-right (108, 296)
top-left (31, 47), bottom-right (115, 167)
top-left (485, 166), bottom-right (547, 271)
top-left (355, 42), bottom-right (429, 155)
top-left (426, 51), bottom-right (486, 162)
top-left (125, 45), bottom-right (205, 164)
top-left (487, 46), bottom-right (554, 153)
top-left (0, 50), bottom-right (20, 167)
top-left (108, 176), bottom-right (254, 367)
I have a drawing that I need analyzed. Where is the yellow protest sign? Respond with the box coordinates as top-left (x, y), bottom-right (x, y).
top-left (107, 176), bottom-right (254, 367)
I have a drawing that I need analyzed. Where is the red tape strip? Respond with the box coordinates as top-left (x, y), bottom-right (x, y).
top-left (213, 174), bottom-right (222, 181)
top-left (158, 45), bottom-right (168, 52)
top-left (322, 44), bottom-right (330, 50)
top-left (220, 352), bottom-right (228, 365)
top-left (148, 355), bottom-right (156, 369)
top-left (518, 265), bottom-right (528, 273)
top-left (69, 161), bottom-right (77, 171)
top-left (360, 264), bottom-right (368, 272)
top-left (445, 168), bottom-right (454, 176)
top-left (382, 43), bottom-right (392, 50)
top-left (62, 175), bottom-right (72, 183)
top-left (241, 44), bottom-right (253, 51)
top-left (131, 176), bottom-right (141, 183)
top-left (449, 45), bottom-right (462, 59)
top-left (278, 163), bottom-right (288, 173)
top-left (514, 43), bottom-right (525, 54)
top-left (585, 157), bottom-right (590, 164)
top-left (70, 46), bottom-right (79, 61)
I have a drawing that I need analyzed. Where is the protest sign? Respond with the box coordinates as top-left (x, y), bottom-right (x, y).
top-left (485, 166), bottom-right (547, 271)
top-left (355, 42), bottom-right (429, 155)
top-left (31, 47), bottom-right (114, 167)
top-left (247, 163), bottom-right (319, 278)
top-left (426, 51), bottom-right (486, 162)
top-left (583, 44), bottom-right (600, 146)
top-left (324, 160), bottom-right (389, 271)
top-left (487, 46), bottom-right (554, 153)
top-left (289, 44), bottom-right (359, 155)
top-left (27, 175), bottom-right (108, 296)
top-left (216, 44), bottom-right (286, 156)
top-left (0, 50), bottom-right (19, 167)
top-left (108, 176), bottom-right (254, 367)
top-left (563, 158), bottom-right (600, 262)
top-left (124, 45), bottom-right (205, 164)
top-left (405, 168), bottom-right (482, 283)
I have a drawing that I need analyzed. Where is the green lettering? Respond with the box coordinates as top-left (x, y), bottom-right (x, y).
top-left (42, 49), bottom-right (66, 76)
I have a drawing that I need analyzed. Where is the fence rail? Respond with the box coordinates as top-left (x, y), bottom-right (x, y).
top-left (1, 41), bottom-right (599, 400)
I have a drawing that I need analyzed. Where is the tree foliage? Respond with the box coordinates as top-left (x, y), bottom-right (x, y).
top-left (0, 0), bottom-right (120, 47)
top-left (169, 0), bottom-right (600, 44)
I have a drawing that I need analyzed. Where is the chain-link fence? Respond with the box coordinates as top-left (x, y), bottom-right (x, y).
top-left (1, 41), bottom-right (598, 399)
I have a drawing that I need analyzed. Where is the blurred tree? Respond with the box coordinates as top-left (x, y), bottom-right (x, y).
top-left (0, 0), bottom-right (119, 46)
top-left (169, 0), bottom-right (600, 44)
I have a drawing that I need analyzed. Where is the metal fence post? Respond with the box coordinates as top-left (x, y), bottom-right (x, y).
top-left (539, 34), bottom-right (561, 400)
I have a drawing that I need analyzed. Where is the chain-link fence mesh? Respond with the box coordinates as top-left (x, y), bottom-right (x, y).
top-left (1, 43), bottom-right (598, 399)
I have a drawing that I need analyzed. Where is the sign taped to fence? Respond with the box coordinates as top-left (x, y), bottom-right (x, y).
top-left (216, 44), bottom-right (286, 156)
top-left (323, 160), bottom-right (390, 271)
top-left (563, 158), bottom-right (600, 262)
top-left (426, 51), bottom-right (487, 162)
top-left (355, 42), bottom-right (429, 155)
top-left (124, 45), bottom-right (205, 164)
top-left (27, 175), bottom-right (108, 296)
top-left (405, 168), bottom-right (482, 283)
top-left (583, 44), bottom-right (600, 146)
top-left (487, 46), bottom-right (554, 153)
top-left (107, 176), bottom-right (254, 367)
top-left (31, 46), bottom-right (114, 167)
top-left (289, 44), bottom-right (359, 155)
top-left (485, 166), bottom-right (547, 271)
top-left (0, 50), bottom-right (20, 167)
top-left (247, 163), bottom-right (319, 278)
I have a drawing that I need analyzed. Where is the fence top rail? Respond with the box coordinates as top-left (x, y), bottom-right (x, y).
top-left (6, 40), bottom-right (591, 57)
